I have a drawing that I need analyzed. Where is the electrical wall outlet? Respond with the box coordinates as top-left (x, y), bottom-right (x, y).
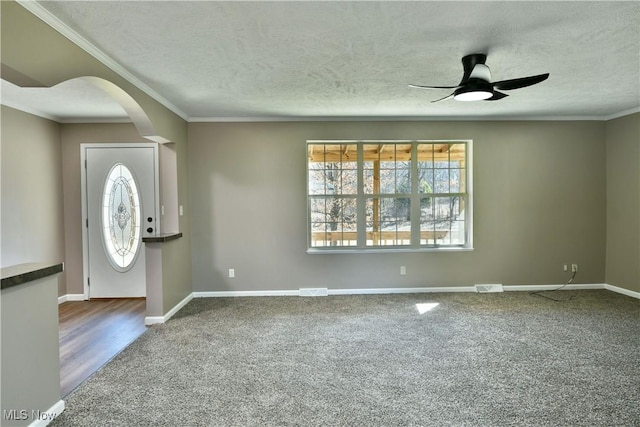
top-left (571, 264), bottom-right (578, 273)
top-left (563, 264), bottom-right (568, 272)
top-left (400, 266), bottom-right (406, 276)
top-left (228, 268), bottom-right (235, 278)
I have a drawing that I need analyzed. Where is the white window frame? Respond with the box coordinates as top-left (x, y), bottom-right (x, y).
top-left (306, 140), bottom-right (473, 253)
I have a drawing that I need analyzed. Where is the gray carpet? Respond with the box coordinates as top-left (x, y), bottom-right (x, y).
top-left (53, 290), bottom-right (639, 426)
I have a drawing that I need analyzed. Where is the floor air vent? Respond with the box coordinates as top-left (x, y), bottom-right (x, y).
top-left (475, 284), bottom-right (504, 293)
top-left (299, 288), bottom-right (329, 297)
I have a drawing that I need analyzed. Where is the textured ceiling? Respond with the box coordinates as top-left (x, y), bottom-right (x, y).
top-left (6, 1), bottom-right (640, 121)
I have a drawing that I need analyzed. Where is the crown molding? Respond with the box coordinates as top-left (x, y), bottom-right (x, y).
top-left (58, 117), bottom-right (133, 124)
top-left (604, 106), bottom-right (640, 121)
top-left (188, 114), bottom-right (627, 123)
top-left (16, 0), bottom-right (189, 121)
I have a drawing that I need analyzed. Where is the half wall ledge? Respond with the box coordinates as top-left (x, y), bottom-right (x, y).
top-left (1, 262), bottom-right (64, 290)
top-left (142, 232), bottom-right (183, 243)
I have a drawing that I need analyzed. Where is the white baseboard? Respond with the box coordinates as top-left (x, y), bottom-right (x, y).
top-left (55, 284), bottom-right (638, 306)
top-left (28, 399), bottom-right (65, 427)
top-left (57, 294), bottom-right (86, 304)
top-left (144, 293), bottom-right (193, 325)
top-left (181, 283), bottom-right (638, 316)
top-left (193, 284), bottom-right (625, 298)
top-left (55, 284), bottom-right (637, 327)
top-left (193, 290), bottom-right (299, 298)
top-left (604, 283), bottom-right (640, 299)
top-left (194, 286), bottom-right (477, 298)
top-left (329, 286), bottom-right (477, 295)
top-left (503, 284), bottom-right (605, 292)
top-left (144, 316), bottom-right (165, 325)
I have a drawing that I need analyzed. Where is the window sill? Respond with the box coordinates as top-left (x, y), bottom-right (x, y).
top-left (306, 247), bottom-right (474, 255)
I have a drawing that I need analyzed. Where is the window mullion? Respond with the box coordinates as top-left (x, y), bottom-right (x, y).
top-left (372, 159), bottom-right (380, 246)
top-left (357, 143), bottom-right (366, 248)
top-left (410, 143), bottom-right (420, 247)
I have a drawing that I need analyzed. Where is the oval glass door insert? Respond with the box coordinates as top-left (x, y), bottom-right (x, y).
top-left (102, 163), bottom-right (141, 271)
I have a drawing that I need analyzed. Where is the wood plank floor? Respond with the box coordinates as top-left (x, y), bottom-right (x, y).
top-left (59, 298), bottom-right (147, 397)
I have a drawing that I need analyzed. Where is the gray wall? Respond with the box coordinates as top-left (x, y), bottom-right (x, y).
top-left (1, 106), bottom-right (66, 295)
top-left (2, 103), bottom-right (634, 298)
top-left (605, 112), bottom-right (640, 292)
top-left (188, 120), bottom-right (606, 292)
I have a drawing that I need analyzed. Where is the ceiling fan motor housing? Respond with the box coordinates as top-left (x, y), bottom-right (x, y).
top-left (461, 54), bottom-right (488, 82)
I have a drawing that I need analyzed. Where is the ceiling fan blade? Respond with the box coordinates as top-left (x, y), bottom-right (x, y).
top-left (409, 84), bottom-right (458, 90)
top-left (431, 93), bottom-right (455, 103)
top-left (493, 73), bottom-right (549, 91)
top-left (485, 90), bottom-right (508, 101)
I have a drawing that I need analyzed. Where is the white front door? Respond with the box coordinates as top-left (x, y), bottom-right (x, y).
top-left (82, 144), bottom-right (159, 298)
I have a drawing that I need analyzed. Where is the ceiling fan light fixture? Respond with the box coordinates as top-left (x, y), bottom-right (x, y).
top-left (453, 82), bottom-right (493, 101)
top-left (453, 90), bottom-right (493, 101)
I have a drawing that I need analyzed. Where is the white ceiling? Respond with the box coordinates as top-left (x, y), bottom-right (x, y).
top-left (5, 1), bottom-right (640, 122)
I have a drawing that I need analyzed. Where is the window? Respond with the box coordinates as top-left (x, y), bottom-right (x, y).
top-left (102, 163), bottom-right (142, 270)
top-left (307, 141), bottom-right (472, 251)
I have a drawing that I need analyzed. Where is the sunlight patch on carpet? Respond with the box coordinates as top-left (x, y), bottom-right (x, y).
top-left (415, 302), bottom-right (439, 314)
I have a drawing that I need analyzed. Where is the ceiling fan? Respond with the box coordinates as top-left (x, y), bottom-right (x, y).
top-left (409, 53), bottom-right (549, 102)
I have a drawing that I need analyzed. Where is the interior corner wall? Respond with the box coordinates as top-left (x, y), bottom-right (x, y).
top-left (188, 120), bottom-right (606, 293)
top-left (0, 106), bottom-right (67, 295)
top-left (605, 112), bottom-right (640, 293)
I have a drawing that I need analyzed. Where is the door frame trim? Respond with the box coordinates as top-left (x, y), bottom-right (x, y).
top-left (80, 143), bottom-right (160, 299)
